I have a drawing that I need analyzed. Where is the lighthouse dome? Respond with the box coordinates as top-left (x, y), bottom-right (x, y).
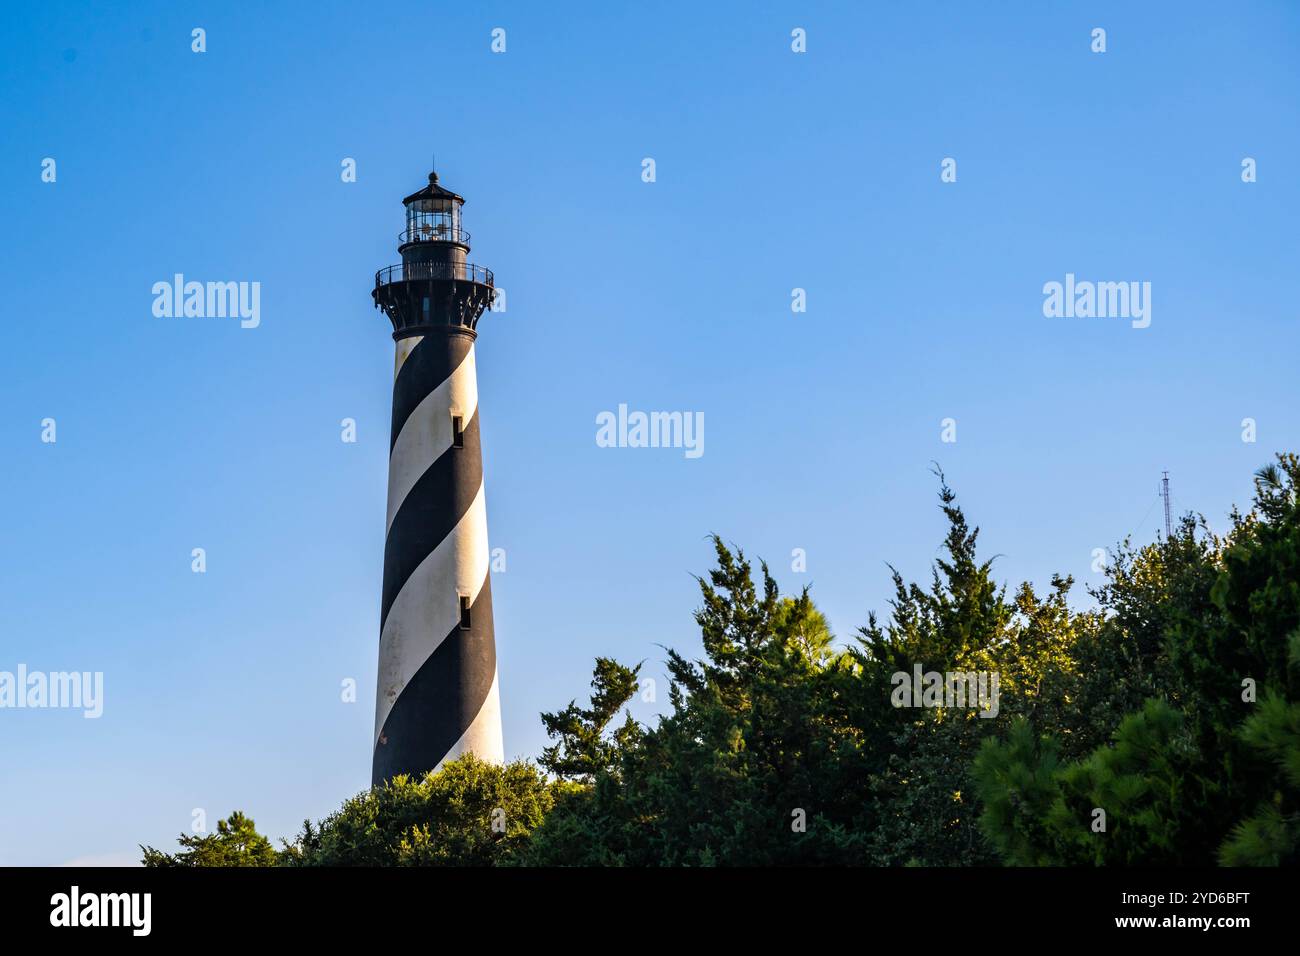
top-left (401, 170), bottom-right (465, 206)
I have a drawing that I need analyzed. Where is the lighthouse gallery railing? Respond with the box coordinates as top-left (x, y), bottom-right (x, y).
top-left (375, 262), bottom-right (494, 288)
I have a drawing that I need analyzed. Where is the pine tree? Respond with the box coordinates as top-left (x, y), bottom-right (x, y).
top-left (141, 811), bottom-right (277, 867)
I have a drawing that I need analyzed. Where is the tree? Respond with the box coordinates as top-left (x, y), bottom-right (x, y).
top-left (142, 453), bottom-right (1300, 868)
top-left (282, 754), bottom-right (564, 866)
top-left (1213, 457), bottom-right (1300, 865)
top-left (141, 811), bottom-right (277, 867)
top-left (525, 536), bottom-right (873, 865)
top-left (539, 657), bottom-right (643, 782)
top-left (526, 473), bottom-right (1122, 866)
top-left (975, 454), bottom-right (1300, 867)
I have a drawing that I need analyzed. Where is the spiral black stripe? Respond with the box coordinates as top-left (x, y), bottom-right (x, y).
top-left (380, 410), bottom-right (482, 631)
top-left (372, 571), bottom-right (497, 783)
top-left (390, 333), bottom-right (472, 452)
top-left (374, 325), bottom-right (501, 787)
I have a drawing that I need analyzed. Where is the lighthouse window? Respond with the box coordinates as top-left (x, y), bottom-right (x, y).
top-left (405, 199), bottom-right (460, 243)
top-left (459, 594), bottom-right (472, 630)
top-left (422, 296), bottom-right (430, 322)
top-left (452, 415), bottom-right (464, 448)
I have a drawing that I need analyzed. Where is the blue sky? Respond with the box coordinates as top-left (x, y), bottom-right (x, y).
top-left (2, 1), bottom-right (1297, 865)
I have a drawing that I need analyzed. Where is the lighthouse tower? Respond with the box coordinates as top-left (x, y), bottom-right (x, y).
top-left (370, 170), bottom-right (503, 785)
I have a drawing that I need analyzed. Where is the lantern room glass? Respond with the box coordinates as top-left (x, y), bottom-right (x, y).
top-left (405, 197), bottom-right (461, 244)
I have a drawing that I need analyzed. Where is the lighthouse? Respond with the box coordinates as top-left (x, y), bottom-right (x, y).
top-left (370, 170), bottom-right (504, 785)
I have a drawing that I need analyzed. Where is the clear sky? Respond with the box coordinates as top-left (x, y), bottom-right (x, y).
top-left (2, 1), bottom-right (1297, 866)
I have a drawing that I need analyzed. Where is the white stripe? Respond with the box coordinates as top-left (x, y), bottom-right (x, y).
top-left (434, 669), bottom-right (504, 770)
top-left (374, 481), bottom-right (490, 744)
top-left (393, 335), bottom-right (423, 378)
top-left (385, 343), bottom-right (478, 534)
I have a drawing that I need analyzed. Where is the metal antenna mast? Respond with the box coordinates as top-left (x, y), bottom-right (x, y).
top-left (1161, 471), bottom-right (1173, 538)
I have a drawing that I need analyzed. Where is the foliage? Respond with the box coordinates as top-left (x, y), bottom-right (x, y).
top-left (281, 754), bottom-right (564, 866)
top-left (143, 454), bottom-right (1300, 867)
top-left (141, 811), bottom-right (277, 867)
top-left (525, 472), bottom-right (1122, 865)
top-left (975, 454), bottom-right (1300, 867)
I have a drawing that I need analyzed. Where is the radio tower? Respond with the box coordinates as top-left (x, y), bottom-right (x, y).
top-left (1161, 471), bottom-right (1173, 538)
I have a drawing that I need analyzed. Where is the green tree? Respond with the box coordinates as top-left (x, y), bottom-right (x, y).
top-left (526, 537), bottom-right (873, 865)
top-left (854, 474), bottom-right (1103, 864)
top-left (975, 454), bottom-right (1300, 867)
top-left (539, 657), bottom-right (643, 782)
top-left (145, 453), bottom-right (1300, 868)
top-left (141, 810), bottom-right (277, 867)
top-left (528, 473), bottom-right (1111, 866)
top-left (1214, 459), bottom-right (1300, 865)
top-left (282, 754), bottom-right (564, 866)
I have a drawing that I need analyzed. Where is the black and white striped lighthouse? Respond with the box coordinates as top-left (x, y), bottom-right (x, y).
top-left (370, 170), bottom-right (503, 785)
